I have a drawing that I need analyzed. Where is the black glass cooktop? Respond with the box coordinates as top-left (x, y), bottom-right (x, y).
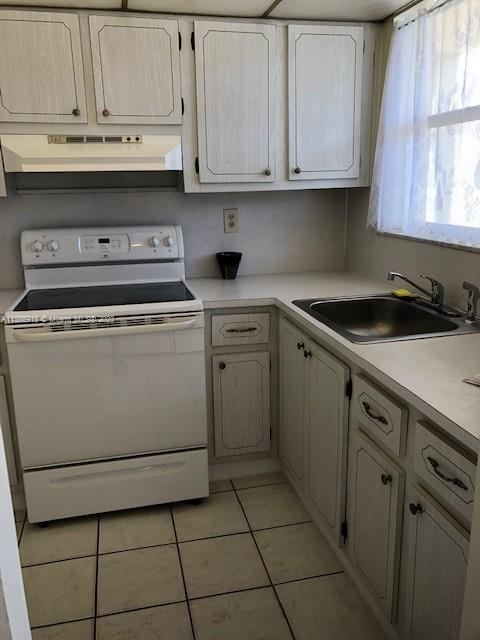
top-left (14, 281), bottom-right (195, 311)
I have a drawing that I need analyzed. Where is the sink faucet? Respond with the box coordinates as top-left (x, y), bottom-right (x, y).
top-left (387, 271), bottom-right (445, 307)
top-left (463, 282), bottom-right (479, 323)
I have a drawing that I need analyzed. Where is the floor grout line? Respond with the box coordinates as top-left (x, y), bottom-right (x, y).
top-left (93, 514), bottom-right (100, 640)
top-left (231, 485), bottom-right (297, 640)
top-left (170, 504), bottom-right (197, 640)
top-left (31, 615), bottom-right (95, 631)
top-left (273, 570), bottom-right (345, 587)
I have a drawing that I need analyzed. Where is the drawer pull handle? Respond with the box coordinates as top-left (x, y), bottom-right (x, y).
top-left (225, 327), bottom-right (257, 334)
top-left (219, 362), bottom-right (226, 370)
top-left (427, 456), bottom-right (468, 490)
top-left (381, 473), bottom-right (392, 485)
top-left (297, 342), bottom-right (305, 350)
top-left (409, 502), bottom-right (423, 516)
top-left (362, 401), bottom-right (388, 425)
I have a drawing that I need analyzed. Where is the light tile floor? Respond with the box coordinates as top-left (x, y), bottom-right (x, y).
top-left (18, 472), bottom-right (385, 640)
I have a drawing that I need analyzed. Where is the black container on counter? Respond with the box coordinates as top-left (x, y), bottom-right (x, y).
top-left (216, 252), bottom-right (242, 280)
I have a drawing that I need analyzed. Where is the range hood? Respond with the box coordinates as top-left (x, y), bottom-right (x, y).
top-left (0, 134), bottom-right (182, 173)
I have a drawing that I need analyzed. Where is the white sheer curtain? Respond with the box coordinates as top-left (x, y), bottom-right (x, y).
top-left (368, 0), bottom-right (480, 247)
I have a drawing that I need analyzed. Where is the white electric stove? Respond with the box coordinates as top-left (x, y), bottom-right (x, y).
top-left (5, 225), bottom-right (208, 523)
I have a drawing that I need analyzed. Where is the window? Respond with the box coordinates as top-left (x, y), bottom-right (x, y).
top-left (368, 0), bottom-right (480, 248)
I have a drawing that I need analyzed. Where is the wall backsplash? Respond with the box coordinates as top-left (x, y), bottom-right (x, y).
top-left (0, 189), bottom-right (346, 289)
top-left (347, 188), bottom-right (480, 311)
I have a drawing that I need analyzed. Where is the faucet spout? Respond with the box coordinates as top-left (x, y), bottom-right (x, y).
top-left (387, 271), bottom-right (431, 300)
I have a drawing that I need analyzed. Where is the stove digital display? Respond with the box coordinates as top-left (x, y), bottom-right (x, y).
top-left (98, 238), bottom-right (110, 244)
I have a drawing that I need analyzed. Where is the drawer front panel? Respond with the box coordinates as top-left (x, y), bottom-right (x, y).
top-left (24, 449), bottom-right (209, 523)
top-left (212, 313), bottom-right (270, 346)
top-left (352, 375), bottom-right (407, 457)
top-left (414, 421), bottom-right (476, 521)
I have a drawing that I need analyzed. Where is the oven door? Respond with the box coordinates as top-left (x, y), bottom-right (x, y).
top-left (5, 313), bottom-right (207, 468)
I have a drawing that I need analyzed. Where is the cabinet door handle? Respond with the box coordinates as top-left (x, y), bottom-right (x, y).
top-left (304, 350), bottom-right (312, 358)
top-left (381, 473), bottom-right (392, 485)
top-left (219, 362), bottom-right (226, 370)
top-left (297, 342), bottom-right (305, 350)
top-left (427, 456), bottom-right (468, 490)
top-left (294, 166), bottom-right (301, 174)
top-left (72, 107), bottom-right (80, 117)
top-left (361, 401), bottom-right (388, 425)
top-left (264, 168), bottom-right (271, 176)
top-left (409, 502), bottom-right (423, 516)
top-left (225, 327), bottom-right (257, 334)
top-left (103, 108), bottom-right (110, 117)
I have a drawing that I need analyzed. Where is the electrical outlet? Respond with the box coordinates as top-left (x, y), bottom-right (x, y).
top-left (224, 208), bottom-right (238, 233)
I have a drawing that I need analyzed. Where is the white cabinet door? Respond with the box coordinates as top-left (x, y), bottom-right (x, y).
top-left (89, 15), bottom-right (182, 125)
top-left (288, 24), bottom-right (364, 180)
top-left (194, 20), bottom-right (276, 183)
top-left (0, 376), bottom-right (17, 486)
top-left (212, 352), bottom-right (270, 457)
top-left (0, 10), bottom-right (86, 123)
top-left (307, 339), bottom-right (350, 544)
top-left (405, 486), bottom-right (469, 640)
top-left (347, 430), bottom-right (404, 620)
top-left (279, 318), bottom-right (307, 481)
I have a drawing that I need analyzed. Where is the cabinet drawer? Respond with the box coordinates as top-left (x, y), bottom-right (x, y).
top-left (212, 313), bottom-right (270, 346)
top-left (414, 421), bottom-right (476, 521)
top-left (352, 375), bottom-right (407, 457)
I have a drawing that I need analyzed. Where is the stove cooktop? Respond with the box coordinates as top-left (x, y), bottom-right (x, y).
top-left (14, 281), bottom-right (195, 311)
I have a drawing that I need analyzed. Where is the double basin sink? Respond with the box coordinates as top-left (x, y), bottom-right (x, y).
top-left (293, 295), bottom-right (480, 343)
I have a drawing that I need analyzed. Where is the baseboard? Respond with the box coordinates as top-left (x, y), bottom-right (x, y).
top-left (209, 456), bottom-right (280, 481)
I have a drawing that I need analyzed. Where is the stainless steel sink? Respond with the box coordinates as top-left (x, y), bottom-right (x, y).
top-left (292, 295), bottom-right (480, 343)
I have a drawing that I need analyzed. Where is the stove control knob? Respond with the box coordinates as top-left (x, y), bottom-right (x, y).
top-left (164, 235), bottom-right (175, 247)
top-left (30, 240), bottom-right (44, 253)
top-left (149, 236), bottom-right (161, 248)
top-left (47, 240), bottom-right (59, 252)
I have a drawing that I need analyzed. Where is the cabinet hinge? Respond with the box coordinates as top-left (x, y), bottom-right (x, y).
top-left (345, 379), bottom-right (352, 399)
top-left (341, 520), bottom-right (348, 541)
top-left (178, 32), bottom-right (182, 50)
top-left (191, 31), bottom-right (195, 50)
top-left (195, 157), bottom-right (199, 174)
top-left (181, 97), bottom-right (185, 115)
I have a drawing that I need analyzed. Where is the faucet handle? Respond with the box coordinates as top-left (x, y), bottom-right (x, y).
top-left (420, 275), bottom-right (445, 306)
top-left (463, 282), bottom-right (479, 322)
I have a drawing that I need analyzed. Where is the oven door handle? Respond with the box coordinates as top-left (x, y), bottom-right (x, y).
top-left (9, 317), bottom-right (198, 342)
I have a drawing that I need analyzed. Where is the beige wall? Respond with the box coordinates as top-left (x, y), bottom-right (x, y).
top-left (0, 188), bottom-right (347, 289)
top-left (346, 188), bottom-right (480, 311)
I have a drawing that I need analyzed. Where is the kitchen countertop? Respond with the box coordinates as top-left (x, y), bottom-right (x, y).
top-left (187, 271), bottom-right (480, 452)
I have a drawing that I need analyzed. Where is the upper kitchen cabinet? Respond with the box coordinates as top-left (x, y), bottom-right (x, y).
top-left (288, 25), bottom-right (364, 180)
top-left (0, 10), bottom-right (87, 124)
top-left (194, 20), bottom-right (276, 183)
top-left (89, 15), bottom-right (182, 125)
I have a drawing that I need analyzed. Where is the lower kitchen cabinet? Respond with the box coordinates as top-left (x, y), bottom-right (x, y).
top-left (279, 317), bottom-right (350, 542)
top-left (347, 429), bottom-right (404, 621)
top-left (404, 486), bottom-right (469, 640)
top-left (212, 351), bottom-right (270, 457)
top-left (307, 339), bottom-right (350, 543)
top-left (279, 318), bottom-right (308, 481)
